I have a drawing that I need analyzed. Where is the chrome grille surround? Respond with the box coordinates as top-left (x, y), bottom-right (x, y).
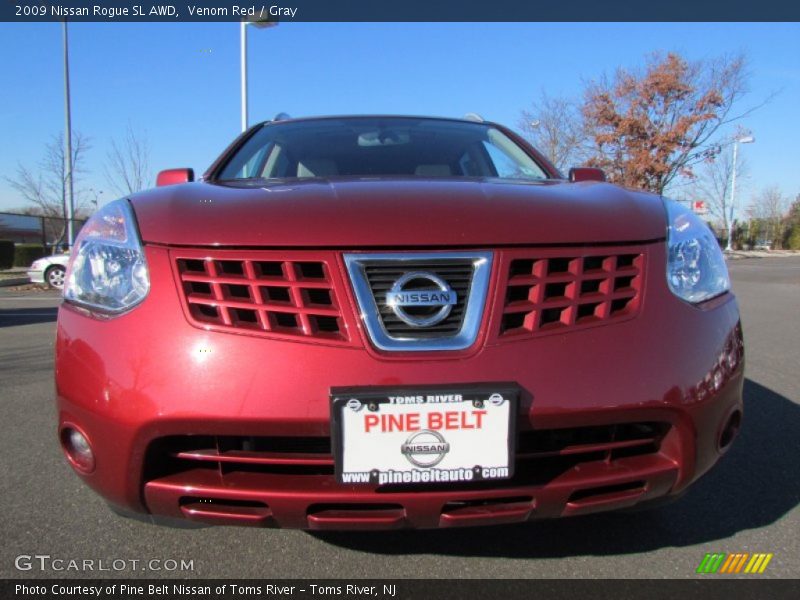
top-left (344, 252), bottom-right (493, 352)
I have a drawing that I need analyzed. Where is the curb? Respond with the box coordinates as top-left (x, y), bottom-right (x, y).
top-left (0, 277), bottom-right (30, 287)
top-left (725, 252), bottom-right (800, 261)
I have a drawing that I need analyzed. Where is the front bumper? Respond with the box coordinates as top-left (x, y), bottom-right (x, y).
top-left (55, 244), bottom-right (744, 529)
top-left (27, 269), bottom-right (44, 284)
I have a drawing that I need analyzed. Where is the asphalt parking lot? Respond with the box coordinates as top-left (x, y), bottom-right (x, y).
top-left (1, 257), bottom-right (798, 579)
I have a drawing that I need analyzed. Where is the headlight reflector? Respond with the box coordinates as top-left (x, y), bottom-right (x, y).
top-left (64, 199), bottom-right (149, 315)
top-left (665, 199), bottom-right (730, 303)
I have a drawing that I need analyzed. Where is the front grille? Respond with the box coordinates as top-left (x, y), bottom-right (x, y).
top-left (378, 421), bottom-right (669, 492)
top-left (144, 422), bottom-right (668, 490)
top-left (173, 251), bottom-right (350, 344)
top-left (499, 250), bottom-right (645, 338)
top-left (145, 436), bottom-right (335, 480)
top-left (363, 260), bottom-right (474, 339)
top-left (516, 421), bottom-right (667, 459)
top-left (344, 252), bottom-right (493, 352)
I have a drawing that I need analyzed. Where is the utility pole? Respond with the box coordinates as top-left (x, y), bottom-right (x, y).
top-left (725, 135), bottom-right (755, 252)
top-left (63, 21), bottom-right (75, 248)
top-left (240, 19), bottom-right (278, 133)
top-left (240, 21), bottom-right (248, 132)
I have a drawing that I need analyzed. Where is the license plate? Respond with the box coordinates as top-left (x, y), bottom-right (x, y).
top-left (331, 384), bottom-right (517, 486)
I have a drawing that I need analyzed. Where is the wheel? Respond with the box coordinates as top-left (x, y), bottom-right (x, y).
top-left (45, 265), bottom-right (66, 289)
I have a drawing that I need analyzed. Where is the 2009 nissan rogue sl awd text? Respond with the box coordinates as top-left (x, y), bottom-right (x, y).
top-left (55, 115), bottom-right (743, 529)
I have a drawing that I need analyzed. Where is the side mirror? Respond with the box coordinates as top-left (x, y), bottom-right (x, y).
top-left (156, 168), bottom-right (195, 187)
top-left (568, 167), bottom-right (606, 183)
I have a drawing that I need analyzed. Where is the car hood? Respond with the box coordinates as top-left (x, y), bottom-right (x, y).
top-left (130, 178), bottom-right (667, 247)
top-left (34, 254), bottom-right (70, 266)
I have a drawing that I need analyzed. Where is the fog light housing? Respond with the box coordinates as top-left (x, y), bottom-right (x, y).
top-left (61, 427), bottom-right (95, 473)
top-left (718, 410), bottom-right (742, 453)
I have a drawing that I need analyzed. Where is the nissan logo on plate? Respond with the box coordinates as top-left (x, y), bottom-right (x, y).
top-left (385, 272), bottom-right (457, 328)
top-left (400, 429), bottom-right (450, 467)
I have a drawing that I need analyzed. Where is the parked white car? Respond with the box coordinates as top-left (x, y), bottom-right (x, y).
top-left (754, 240), bottom-right (773, 251)
top-left (27, 254), bottom-right (70, 289)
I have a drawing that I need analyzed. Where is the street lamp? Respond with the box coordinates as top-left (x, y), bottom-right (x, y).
top-left (88, 188), bottom-right (104, 210)
top-left (725, 135), bottom-right (755, 252)
top-left (240, 19), bottom-right (277, 132)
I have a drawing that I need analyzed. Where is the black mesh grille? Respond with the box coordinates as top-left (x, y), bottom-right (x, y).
top-left (363, 260), bottom-right (474, 339)
top-left (142, 422), bottom-right (669, 489)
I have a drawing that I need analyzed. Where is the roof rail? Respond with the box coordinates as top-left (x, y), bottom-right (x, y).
top-left (463, 113), bottom-right (484, 122)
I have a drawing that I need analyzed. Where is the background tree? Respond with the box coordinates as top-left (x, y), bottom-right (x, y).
top-left (747, 186), bottom-right (790, 248)
top-left (104, 125), bottom-right (152, 196)
top-left (692, 136), bottom-right (748, 234)
top-left (782, 195), bottom-right (800, 250)
top-left (5, 131), bottom-right (91, 221)
top-left (581, 52), bottom-right (752, 193)
top-left (519, 92), bottom-right (587, 173)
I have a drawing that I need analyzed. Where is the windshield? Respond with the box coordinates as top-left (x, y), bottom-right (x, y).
top-left (215, 117), bottom-right (550, 182)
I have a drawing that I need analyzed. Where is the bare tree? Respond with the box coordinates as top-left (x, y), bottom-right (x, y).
top-left (582, 52), bottom-right (760, 193)
top-left (5, 131), bottom-right (91, 220)
top-left (747, 186), bottom-right (790, 247)
top-left (519, 92), bottom-right (587, 173)
top-left (104, 125), bottom-right (152, 195)
top-left (693, 136), bottom-right (748, 232)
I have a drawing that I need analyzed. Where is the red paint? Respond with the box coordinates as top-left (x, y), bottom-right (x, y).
top-left (155, 168), bottom-right (194, 187)
top-left (568, 167), bottom-right (607, 182)
top-left (132, 178), bottom-right (666, 247)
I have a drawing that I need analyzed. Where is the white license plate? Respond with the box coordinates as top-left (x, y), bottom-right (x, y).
top-left (331, 385), bottom-right (517, 486)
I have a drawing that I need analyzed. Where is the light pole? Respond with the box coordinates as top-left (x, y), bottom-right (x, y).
top-left (63, 21), bottom-right (75, 248)
top-left (88, 188), bottom-right (103, 210)
top-left (725, 135), bottom-right (755, 252)
top-left (240, 21), bottom-right (248, 132)
top-left (240, 20), bottom-right (278, 132)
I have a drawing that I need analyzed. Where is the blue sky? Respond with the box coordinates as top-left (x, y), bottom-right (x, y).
top-left (0, 22), bottom-right (798, 212)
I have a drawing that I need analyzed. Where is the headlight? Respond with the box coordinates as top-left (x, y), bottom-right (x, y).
top-left (665, 199), bottom-right (730, 303)
top-left (64, 199), bottom-right (149, 315)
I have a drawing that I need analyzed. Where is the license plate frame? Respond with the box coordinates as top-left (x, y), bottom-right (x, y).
top-left (330, 383), bottom-right (518, 486)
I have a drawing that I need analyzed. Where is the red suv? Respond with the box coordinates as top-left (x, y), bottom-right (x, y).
top-left (56, 116), bottom-right (743, 529)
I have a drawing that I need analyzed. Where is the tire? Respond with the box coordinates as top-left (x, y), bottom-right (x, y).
top-left (45, 265), bottom-right (66, 290)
